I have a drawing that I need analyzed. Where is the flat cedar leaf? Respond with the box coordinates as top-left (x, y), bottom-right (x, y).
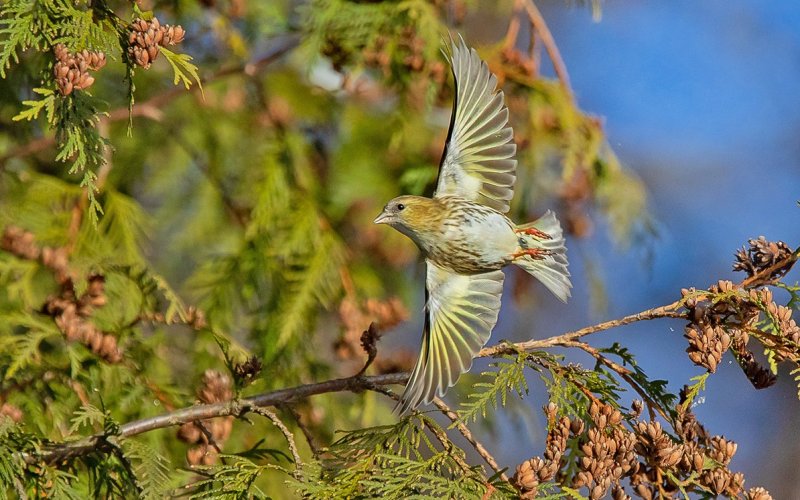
top-left (791, 366), bottom-right (800, 399)
top-left (80, 171), bottom-right (104, 226)
top-left (159, 47), bottom-right (203, 92)
top-left (765, 347), bottom-right (779, 375)
top-left (69, 404), bottom-right (106, 435)
top-left (121, 439), bottom-right (172, 499)
top-left (680, 372), bottom-right (710, 410)
top-left (12, 89), bottom-right (56, 122)
top-left (560, 486), bottom-right (589, 499)
top-left (455, 353), bottom-right (528, 425)
top-left (3, 325), bottom-right (59, 379)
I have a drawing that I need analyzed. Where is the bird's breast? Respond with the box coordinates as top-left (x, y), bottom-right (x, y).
top-left (425, 199), bottom-right (518, 274)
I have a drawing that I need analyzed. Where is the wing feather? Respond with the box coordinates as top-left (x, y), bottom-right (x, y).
top-left (395, 261), bottom-right (504, 413)
top-left (434, 37), bottom-right (517, 213)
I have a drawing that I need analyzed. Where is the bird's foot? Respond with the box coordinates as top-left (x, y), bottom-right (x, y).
top-left (515, 227), bottom-right (552, 240)
top-left (512, 248), bottom-right (551, 260)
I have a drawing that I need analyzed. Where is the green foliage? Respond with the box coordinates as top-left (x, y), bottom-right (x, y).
top-left (120, 439), bottom-right (171, 499)
top-left (1, 0), bottom-right (199, 224)
top-left (0, 419), bottom-right (28, 499)
top-left (292, 414), bottom-right (509, 499)
top-left (185, 454), bottom-right (277, 499)
top-left (456, 352), bottom-right (529, 424)
top-left (538, 353), bottom-right (623, 419)
top-left (159, 47), bottom-right (202, 91)
top-left (599, 342), bottom-right (678, 416)
top-left (12, 88), bottom-right (57, 123)
top-left (680, 372), bottom-right (710, 410)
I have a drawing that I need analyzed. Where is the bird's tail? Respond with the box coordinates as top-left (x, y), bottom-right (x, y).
top-left (512, 210), bottom-right (571, 302)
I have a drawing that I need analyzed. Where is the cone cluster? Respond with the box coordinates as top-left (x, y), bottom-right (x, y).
top-left (177, 370), bottom-right (234, 466)
top-left (511, 400), bottom-right (772, 499)
top-left (0, 403), bottom-right (23, 422)
top-left (2, 225), bottom-right (70, 284)
top-left (512, 402), bottom-right (570, 498)
top-left (323, 28), bottom-right (446, 85)
top-left (683, 322), bottom-right (730, 373)
top-left (232, 355), bottom-right (263, 387)
top-left (682, 272), bottom-right (799, 384)
top-left (733, 236), bottom-right (793, 280)
top-left (128, 17), bottom-right (186, 69)
top-left (53, 44), bottom-right (106, 95)
top-left (1, 226), bottom-right (121, 362)
top-left (43, 274), bottom-right (122, 363)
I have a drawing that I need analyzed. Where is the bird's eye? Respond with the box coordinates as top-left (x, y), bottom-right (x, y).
top-left (397, 203), bottom-right (405, 211)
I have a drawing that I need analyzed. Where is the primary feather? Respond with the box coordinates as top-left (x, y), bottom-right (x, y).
top-left (395, 262), bottom-right (503, 414)
top-left (435, 36), bottom-right (517, 214)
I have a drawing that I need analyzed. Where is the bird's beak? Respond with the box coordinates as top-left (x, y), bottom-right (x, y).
top-left (374, 210), bottom-right (392, 225)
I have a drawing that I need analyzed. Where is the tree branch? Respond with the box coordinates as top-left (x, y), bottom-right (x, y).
top-left (250, 406), bottom-right (303, 476)
top-left (432, 397), bottom-right (509, 482)
top-left (479, 302), bottom-right (687, 358)
top-left (27, 249), bottom-right (797, 466)
top-left (517, 0), bottom-right (573, 97)
top-left (33, 372), bottom-right (406, 464)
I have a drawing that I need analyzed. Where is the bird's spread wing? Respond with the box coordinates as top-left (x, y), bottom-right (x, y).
top-left (434, 36), bottom-right (517, 214)
top-left (396, 260), bottom-right (503, 414)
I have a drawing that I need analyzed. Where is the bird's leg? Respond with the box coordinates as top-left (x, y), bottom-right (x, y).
top-left (511, 248), bottom-right (551, 260)
top-left (514, 227), bottom-right (552, 240)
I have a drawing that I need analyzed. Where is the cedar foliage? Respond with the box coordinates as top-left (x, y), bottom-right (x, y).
top-left (1, 0), bottom-right (798, 498)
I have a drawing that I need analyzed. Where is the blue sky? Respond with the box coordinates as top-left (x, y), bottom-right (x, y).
top-left (477, 1), bottom-right (800, 494)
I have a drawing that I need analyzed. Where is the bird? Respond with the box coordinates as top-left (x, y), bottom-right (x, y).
top-left (374, 36), bottom-right (571, 414)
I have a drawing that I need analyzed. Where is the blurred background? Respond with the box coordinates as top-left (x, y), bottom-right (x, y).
top-left (484, 1), bottom-right (800, 496)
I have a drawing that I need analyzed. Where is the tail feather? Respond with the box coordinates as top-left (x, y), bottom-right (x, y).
top-left (513, 210), bottom-right (572, 302)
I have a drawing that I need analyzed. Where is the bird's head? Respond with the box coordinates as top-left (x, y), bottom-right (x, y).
top-left (374, 195), bottom-right (442, 241)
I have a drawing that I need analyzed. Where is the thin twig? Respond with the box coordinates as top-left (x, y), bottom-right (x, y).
top-left (567, 341), bottom-right (664, 421)
top-left (519, 0), bottom-right (572, 97)
top-left (193, 421), bottom-right (223, 454)
top-left (250, 406), bottom-right (303, 474)
top-left (432, 397), bottom-right (509, 482)
top-left (503, 6), bottom-right (521, 51)
top-left (420, 415), bottom-right (474, 474)
top-left (479, 303), bottom-right (687, 358)
top-left (280, 404), bottom-right (321, 458)
top-left (31, 372), bottom-right (407, 464)
top-left (26, 249), bottom-right (798, 465)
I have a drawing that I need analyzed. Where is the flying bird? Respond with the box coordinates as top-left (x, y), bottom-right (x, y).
top-left (374, 36), bottom-right (571, 414)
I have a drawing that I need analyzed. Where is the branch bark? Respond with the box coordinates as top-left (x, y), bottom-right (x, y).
top-left (28, 249), bottom-right (798, 466)
top-left (30, 301), bottom-right (684, 466)
top-left (34, 372), bottom-right (406, 464)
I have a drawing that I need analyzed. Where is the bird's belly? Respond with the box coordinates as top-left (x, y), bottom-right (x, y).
top-left (429, 211), bottom-right (517, 274)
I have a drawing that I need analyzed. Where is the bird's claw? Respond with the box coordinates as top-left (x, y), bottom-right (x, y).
top-left (512, 248), bottom-right (551, 260)
top-left (514, 227), bottom-right (552, 240)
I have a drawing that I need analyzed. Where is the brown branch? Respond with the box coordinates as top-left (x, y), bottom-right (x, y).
top-left (479, 302), bottom-right (687, 358)
top-left (503, 6), bottom-right (522, 52)
top-left (432, 397), bottom-right (509, 482)
top-left (250, 406), bottom-right (303, 475)
top-left (32, 372), bottom-right (406, 464)
top-left (280, 404), bottom-right (322, 458)
top-left (518, 0), bottom-right (573, 97)
top-left (27, 248), bottom-right (798, 466)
